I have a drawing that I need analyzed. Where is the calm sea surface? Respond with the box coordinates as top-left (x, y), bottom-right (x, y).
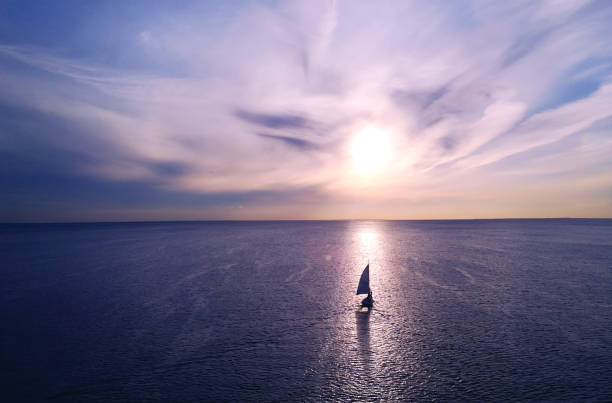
top-left (1, 220), bottom-right (611, 401)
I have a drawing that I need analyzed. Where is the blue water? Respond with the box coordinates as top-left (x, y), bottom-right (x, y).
top-left (1, 219), bottom-right (611, 401)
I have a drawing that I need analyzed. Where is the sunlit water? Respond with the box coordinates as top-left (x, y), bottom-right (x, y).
top-left (1, 220), bottom-right (611, 401)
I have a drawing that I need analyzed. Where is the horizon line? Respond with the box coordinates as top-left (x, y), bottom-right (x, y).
top-left (2, 217), bottom-right (611, 225)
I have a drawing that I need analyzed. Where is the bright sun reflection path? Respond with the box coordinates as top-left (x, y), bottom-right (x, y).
top-left (357, 228), bottom-right (379, 262)
top-left (350, 126), bottom-right (392, 174)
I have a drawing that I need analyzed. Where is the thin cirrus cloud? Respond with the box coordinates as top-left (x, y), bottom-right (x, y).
top-left (0, 0), bottom-right (611, 221)
top-left (257, 134), bottom-right (319, 151)
top-left (235, 109), bottom-right (313, 130)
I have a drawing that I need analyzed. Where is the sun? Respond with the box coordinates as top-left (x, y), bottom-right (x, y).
top-left (349, 126), bottom-right (392, 174)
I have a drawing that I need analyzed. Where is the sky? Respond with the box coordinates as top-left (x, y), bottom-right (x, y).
top-left (1, 0), bottom-right (611, 222)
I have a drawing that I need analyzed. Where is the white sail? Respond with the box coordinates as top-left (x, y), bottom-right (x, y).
top-left (356, 264), bottom-right (370, 295)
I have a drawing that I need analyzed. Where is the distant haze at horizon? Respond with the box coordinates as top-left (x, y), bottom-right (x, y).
top-left (3, 218), bottom-right (611, 226)
top-left (1, 1), bottom-right (612, 222)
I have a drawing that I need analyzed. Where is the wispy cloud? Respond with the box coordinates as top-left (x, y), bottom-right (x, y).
top-left (235, 109), bottom-right (312, 130)
top-left (257, 133), bottom-right (319, 150)
top-left (1, 0), bottom-right (611, 220)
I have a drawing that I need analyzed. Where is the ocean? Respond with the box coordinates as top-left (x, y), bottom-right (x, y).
top-left (1, 219), bottom-right (611, 401)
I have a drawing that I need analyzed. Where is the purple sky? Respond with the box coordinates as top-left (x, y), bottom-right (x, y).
top-left (1, 0), bottom-right (611, 221)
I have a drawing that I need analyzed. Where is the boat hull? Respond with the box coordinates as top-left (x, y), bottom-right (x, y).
top-left (361, 296), bottom-right (374, 308)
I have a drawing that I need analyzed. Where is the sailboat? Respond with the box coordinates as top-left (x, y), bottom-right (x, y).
top-left (356, 263), bottom-right (374, 308)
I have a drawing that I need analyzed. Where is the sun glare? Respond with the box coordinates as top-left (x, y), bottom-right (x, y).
top-left (350, 126), bottom-right (392, 174)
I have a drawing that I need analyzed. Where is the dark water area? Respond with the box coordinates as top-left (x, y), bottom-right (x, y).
top-left (1, 219), bottom-right (611, 401)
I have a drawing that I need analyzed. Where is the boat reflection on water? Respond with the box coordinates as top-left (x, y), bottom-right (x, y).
top-left (355, 310), bottom-right (371, 370)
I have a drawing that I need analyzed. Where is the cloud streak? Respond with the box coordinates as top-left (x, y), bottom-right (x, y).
top-left (257, 134), bottom-right (318, 151)
top-left (235, 109), bottom-right (312, 130)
